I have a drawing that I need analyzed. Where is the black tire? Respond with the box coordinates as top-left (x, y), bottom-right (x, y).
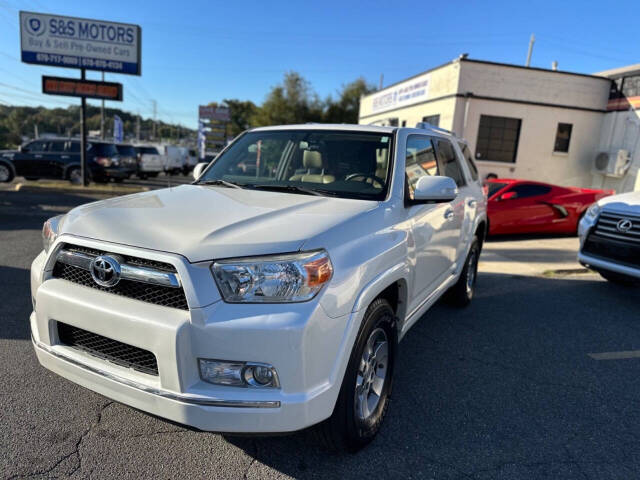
top-left (24, 176), bottom-right (39, 181)
top-left (0, 162), bottom-right (14, 183)
top-left (67, 166), bottom-right (82, 185)
top-left (148, 172), bottom-right (159, 178)
top-left (138, 172), bottom-right (148, 180)
top-left (113, 178), bottom-right (124, 183)
top-left (599, 270), bottom-right (638, 286)
top-left (446, 237), bottom-right (480, 307)
top-left (316, 298), bottom-right (397, 452)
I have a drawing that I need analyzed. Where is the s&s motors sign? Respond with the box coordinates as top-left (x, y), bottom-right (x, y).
top-left (19, 11), bottom-right (141, 75)
top-left (370, 72), bottom-right (431, 114)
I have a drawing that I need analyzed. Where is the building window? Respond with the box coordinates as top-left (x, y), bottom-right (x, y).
top-left (553, 123), bottom-right (572, 153)
top-left (421, 114), bottom-right (440, 127)
top-left (475, 115), bottom-right (521, 163)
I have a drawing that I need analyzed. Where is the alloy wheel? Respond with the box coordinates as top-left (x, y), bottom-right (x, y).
top-left (0, 164), bottom-right (9, 182)
top-left (354, 327), bottom-right (389, 422)
top-left (466, 248), bottom-right (478, 295)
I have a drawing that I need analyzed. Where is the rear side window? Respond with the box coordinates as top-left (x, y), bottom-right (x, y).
top-left (509, 184), bottom-right (552, 199)
top-left (435, 139), bottom-right (465, 187)
top-left (405, 135), bottom-right (438, 200)
top-left (458, 142), bottom-right (479, 181)
top-left (139, 147), bottom-right (159, 154)
top-left (49, 141), bottom-right (66, 153)
top-left (67, 142), bottom-right (81, 153)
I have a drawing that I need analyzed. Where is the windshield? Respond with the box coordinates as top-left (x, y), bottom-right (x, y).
top-left (116, 145), bottom-right (136, 156)
top-left (487, 182), bottom-right (508, 197)
top-left (197, 130), bottom-right (393, 200)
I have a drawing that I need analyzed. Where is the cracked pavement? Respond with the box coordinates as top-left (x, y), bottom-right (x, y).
top-left (2, 190), bottom-right (640, 479)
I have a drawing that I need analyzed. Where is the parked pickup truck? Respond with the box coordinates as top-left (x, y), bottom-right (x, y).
top-left (578, 191), bottom-right (640, 285)
top-left (30, 123), bottom-right (487, 450)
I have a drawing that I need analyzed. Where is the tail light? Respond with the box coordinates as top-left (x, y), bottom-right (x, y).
top-left (94, 157), bottom-right (112, 167)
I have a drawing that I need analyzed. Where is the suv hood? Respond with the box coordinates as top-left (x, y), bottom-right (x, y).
top-left (60, 185), bottom-right (377, 262)
top-left (599, 191), bottom-right (640, 211)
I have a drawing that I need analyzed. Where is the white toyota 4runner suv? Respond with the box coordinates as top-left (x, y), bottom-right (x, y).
top-left (31, 124), bottom-right (487, 450)
top-left (578, 191), bottom-right (640, 285)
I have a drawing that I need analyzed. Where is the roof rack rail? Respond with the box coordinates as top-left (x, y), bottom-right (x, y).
top-left (415, 122), bottom-right (453, 135)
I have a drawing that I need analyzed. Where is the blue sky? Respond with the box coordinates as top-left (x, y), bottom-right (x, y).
top-left (0, 0), bottom-right (637, 129)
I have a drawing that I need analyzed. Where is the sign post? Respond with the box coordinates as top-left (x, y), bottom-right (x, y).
top-left (198, 106), bottom-right (230, 159)
top-left (19, 11), bottom-right (141, 186)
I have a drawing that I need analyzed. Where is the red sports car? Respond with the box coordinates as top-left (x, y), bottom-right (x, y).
top-left (485, 179), bottom-right (614, 235)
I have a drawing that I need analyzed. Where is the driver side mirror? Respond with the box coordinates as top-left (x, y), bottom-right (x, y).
top-left (498, 191), bottom-right (517, 201)
top-left (413, 176), bottom-right (458, 203)
top-left (193, 162), bottom-right (208, 180)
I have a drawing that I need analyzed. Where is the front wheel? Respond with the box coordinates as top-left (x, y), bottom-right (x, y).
top-left (445, 237), bottom-right (480, 307)
top-left (316, 298), bottom-right (396, 451)
top-left (67, 166), bottom-right (82, 185)
top-left (0, 162), bottom-right (14, 183)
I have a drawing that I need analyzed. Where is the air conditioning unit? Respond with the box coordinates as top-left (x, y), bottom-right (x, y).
top-left (593, 149), bottom-right (632, 177)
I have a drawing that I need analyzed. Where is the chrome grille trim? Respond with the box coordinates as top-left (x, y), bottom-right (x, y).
top-left (593, 210), bottom-right (640, 244)
top-left (56, 249), bottom-right (182, 288)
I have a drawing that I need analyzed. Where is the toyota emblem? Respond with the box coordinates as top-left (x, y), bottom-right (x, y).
top-left (616, 218), bottom-right (633, 233)
top-left (90, 255), bottom-right (122, 287)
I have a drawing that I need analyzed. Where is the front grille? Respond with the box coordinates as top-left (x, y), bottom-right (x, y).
top-left (592, 210), bottom-right (640, 245)
top-left (52, 245), bottom-right (189, 310)
top-left (583, 212), bottom-right (640, 269)
top-left (57, 322), bottom-right (158, 376)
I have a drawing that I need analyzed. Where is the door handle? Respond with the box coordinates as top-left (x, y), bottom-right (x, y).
top-left (61, 155), bottom-right (70, 159)
top-left (444, 209), bottom-right (454, 220)
top-left (468, 199), bottom-right (477, 208)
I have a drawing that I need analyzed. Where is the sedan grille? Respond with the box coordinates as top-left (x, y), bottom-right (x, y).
top-left (51, 245), bottom-right (189, 310)
top-left (592, 211), bottom-right (640, 245)
top-left (57, 322), bottom-right (158, 376)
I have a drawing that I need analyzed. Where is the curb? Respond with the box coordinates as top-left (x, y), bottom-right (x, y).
top-left (11, 182), bottom-right (151, 196)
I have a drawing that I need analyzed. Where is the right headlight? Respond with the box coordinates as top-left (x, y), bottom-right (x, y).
top-left (42, 215), bottom-right (64, 253)
top-left (211, 250), bottom-right (333, 303)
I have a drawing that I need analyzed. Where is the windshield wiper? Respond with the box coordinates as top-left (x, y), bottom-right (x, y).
top-left (197, 179), bottom-right (243, 189)
top-left (243, 184), bottom-right (329, 197)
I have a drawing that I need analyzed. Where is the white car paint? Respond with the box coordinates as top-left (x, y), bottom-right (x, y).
top-left (578, 191), bottom-right (640, 279)
top-left (30, 124), bottom-right (487, 433)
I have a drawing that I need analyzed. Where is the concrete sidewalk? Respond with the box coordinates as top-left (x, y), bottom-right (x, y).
top-left (479, 235), bottom-right (592, 277)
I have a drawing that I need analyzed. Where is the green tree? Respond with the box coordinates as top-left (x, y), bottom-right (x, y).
top-left (251, 71), bottom-right (323, 126)
top-left (323, 77), bottom-right (376, 124)
top-left (223, 99), bottom-right (258, 136)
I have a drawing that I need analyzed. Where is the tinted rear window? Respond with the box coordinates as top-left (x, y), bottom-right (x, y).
top-left (91, 143), bottom-right (118, 156)
top-left (138, 147), bottom-right (159, 154)
top-left (116, 145), bottom-right (136, 156)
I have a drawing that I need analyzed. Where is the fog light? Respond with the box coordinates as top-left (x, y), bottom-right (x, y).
top-left (199, 359), bottom-right (279, 388)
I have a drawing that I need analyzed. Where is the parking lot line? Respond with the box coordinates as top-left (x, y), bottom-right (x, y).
top-left (588, 350), bottom-right (640, 360)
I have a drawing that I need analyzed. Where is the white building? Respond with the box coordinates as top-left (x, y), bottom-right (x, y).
top-left (358, 57), bottom-right (640, 193)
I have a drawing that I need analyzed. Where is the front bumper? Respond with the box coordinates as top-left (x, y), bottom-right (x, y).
top-left (30, 247), bottom-right (356, 433)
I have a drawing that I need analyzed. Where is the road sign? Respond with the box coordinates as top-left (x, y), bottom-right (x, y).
top-left (20, 11), bottom-right (141, 75)
top-left (199, 106), bottom-right (230, 122)
top-left (42, 75), bottom-right (123, 101)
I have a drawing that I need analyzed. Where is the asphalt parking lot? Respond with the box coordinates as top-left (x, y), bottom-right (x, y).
top-left (2, 186), bottom-right (640, 480)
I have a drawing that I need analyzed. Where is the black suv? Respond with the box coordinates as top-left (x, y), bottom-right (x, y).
top-left (0, 138), bottom-right (129, 183)
top-left (114, 144), bottom-right (139, 178)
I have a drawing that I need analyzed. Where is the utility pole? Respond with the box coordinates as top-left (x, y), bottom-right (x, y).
top-left (136, 111), bottom-right (140, 143)
top-left (379, 73), bottom-right (384, 90)
top-left (34, 124), bottom-right (38, 139)
top-left (100, 71), bottom-right (105, 139)
top-left (152, 100), bottom-right (157, 140)
top-left (80, 68), bottom-right (88, 186)
top-left (525, 34), bottom-right (535, 67)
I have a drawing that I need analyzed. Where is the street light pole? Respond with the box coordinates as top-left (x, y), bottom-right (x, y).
top-left (100, 71), bottom-right (105, 140)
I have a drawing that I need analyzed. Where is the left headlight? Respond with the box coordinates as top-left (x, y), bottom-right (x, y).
top-left (42, 215), bottom-right (64, 253)
top-left (584, 203), bottom-right (601, 222)
top-left (212, 250), bottom-right (333, 303)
